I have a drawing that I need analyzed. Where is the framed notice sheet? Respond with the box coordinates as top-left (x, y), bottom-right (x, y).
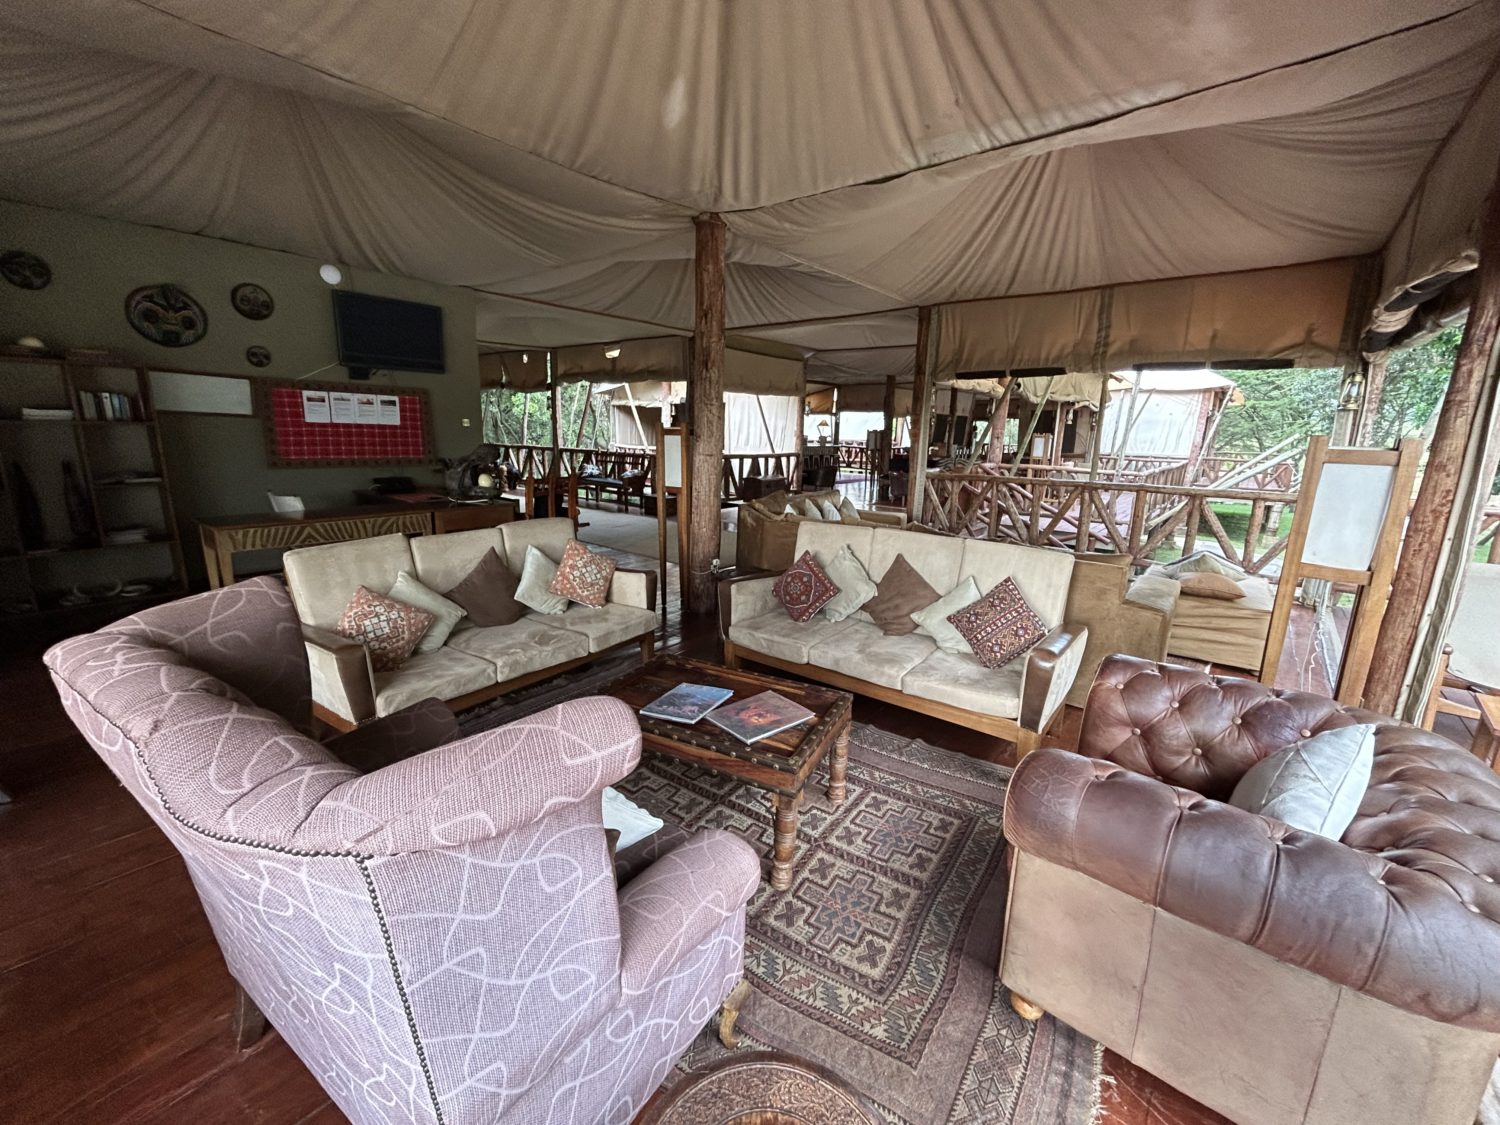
top-left (257, 379), bottom-right (435, 467)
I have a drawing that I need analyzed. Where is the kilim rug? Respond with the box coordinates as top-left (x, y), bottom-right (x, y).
top-left (458, 663), bottom-right (1103, 1125)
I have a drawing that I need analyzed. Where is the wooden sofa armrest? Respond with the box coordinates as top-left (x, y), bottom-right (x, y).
top-left (302, 624), bottom-right (376, 726)
top-left (1019, 623), bottom-right (1089, 736)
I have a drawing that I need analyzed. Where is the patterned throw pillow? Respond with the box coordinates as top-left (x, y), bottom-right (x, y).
top-left (548, 539), bottom-right (616, 608)
top-left (946, 577), bottom-right (1049, 670)
top-left (773, 550), bottom-right (839, 623)
top-left (335, 586), bottom-right (435, 672)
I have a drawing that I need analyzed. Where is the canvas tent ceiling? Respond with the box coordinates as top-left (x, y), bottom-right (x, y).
top-left (2, 2), bottom-right (1498, 380)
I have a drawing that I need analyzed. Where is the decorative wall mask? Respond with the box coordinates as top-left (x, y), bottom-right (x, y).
top-left (231, 282), bottom-right (274, 320)
top-left (1, 250), bottom-right (52, 290)
top-left (246, 345), bottom-right (271, 367)
top-left (125, 284), bottom-right (207, 347)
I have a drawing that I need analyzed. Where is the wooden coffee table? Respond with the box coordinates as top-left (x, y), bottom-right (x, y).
top-left (606, 656), bottom-right (853, 890)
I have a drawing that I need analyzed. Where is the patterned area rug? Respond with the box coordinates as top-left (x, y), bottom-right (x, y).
top-left (458, 663), bottom-right (1102, 1125)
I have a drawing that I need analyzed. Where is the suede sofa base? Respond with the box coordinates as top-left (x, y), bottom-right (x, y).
top-left (999, 851), bottom-right (1498, 1125)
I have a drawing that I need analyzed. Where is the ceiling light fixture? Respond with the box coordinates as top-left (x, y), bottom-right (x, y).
top-left (604, 347), bottom-right (622, 359)
top-left (318, 263), bottom-right (344, 285)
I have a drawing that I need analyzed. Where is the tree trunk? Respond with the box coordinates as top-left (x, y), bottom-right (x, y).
top-left (686, 214), bottom-right (727, 615)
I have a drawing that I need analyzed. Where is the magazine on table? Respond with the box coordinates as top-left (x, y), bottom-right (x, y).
top-left (707, 690), bottom-right (815, 745)
top-left (639, 682), bottom-right (736, 725)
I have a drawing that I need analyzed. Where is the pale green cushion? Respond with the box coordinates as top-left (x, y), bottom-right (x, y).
top-left (817, 498), bottom-right (841, 521)
top-left (1228, 723), bottom-right (1376, 838)
top-left (799, 498), bottom-right (825, 520)
top-left (816, 544), bottom-right (878, 623)
top-left (912, 576), bottom-right (982, 654)
top-left (1163, 550), bottom-right (1247, 580)
top-left (388, 570), bottom-right (466, 654)
top-left (838, 497), bottom-right (861, 523)
top-left (516, 545), bottom-right (569, 615)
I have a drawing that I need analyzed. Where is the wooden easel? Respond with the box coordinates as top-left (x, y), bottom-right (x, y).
top-left (1260, 435), bottom-right (1420, 704)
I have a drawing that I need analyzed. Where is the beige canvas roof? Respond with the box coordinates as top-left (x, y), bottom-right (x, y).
top-left (3, 2), bottom-right (1498, 378)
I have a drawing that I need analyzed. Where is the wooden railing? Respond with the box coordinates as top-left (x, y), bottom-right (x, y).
top-left (494, 443), bottom-right (804, 504)
top-left (722, 452), bottom-right (801, 501)
top-left (921, 470), bottom-right (1299, 575)
top-left (1477, 505), bottom-right (1500, 564)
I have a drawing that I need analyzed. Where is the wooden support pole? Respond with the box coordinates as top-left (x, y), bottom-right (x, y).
top-left (879, 374), bottom-right (897, 499)
top-left (1088, 370), bottom-right (1109, 479)
top-left (946, 386), bottom-right (960, 453)
top-left (686, 213), bottom-right (726, 616)
top-left (548, 366), bottom-right (561, 474)
top-left (1366, 179), bottom-right (1500, 714)
top-left (907, 307), bottom-right (934, 521)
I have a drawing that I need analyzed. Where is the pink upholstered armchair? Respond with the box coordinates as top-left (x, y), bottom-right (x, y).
top-left (44, 578), bottom-right (761, 1125)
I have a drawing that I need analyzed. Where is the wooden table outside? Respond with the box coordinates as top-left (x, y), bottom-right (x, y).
top-left (605, 655), bottom-right (852, 890)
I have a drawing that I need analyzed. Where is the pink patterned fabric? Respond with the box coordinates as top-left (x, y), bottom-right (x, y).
top-left (946, 576), bottom-right (1049, 669)
top-left (773, 550), bottom-right (838, 623)
top-left (43, 579), bottom-right (758, 1125)
top-left (549, 538), bottom-right (618, 608)
top-left (336, 585), bottom-right (434, 671)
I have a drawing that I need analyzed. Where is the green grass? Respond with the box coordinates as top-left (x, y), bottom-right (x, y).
top-left (1150, 501), bottom-right (1295, 564)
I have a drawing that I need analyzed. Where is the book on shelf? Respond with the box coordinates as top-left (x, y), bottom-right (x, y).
top-left (76, 390), bottom-right (143, 422)
top-left (20, 406), bottom-right (75, 420)
top-left (706, 690), bottom-right (816, 745)
top-left (639, 682), bottom-right (736, 725)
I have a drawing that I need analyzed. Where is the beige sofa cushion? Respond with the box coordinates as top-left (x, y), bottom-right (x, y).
top-left (728, 610), bottom-right (858, 664)
top-left (809, 622), bottom-right (936, 689)
top-left (372, 647), bottom-right (495, 716)
top-left (497, 516), bottom-right (574, 573)
top-left (536, 604), bottom-right (657, 653)
top-left (409, 527), bottom-right (504, 593)
top-left (793, 521), bottom-right (876, 572)
top-left (284, 533), bottom-right (414, 629)
top-left (447, 618), bottom-right (590, 679)
top-left (900, 649), bottom-right (1023, 720)
top-left (957, 539), bottom-right (1072, 627)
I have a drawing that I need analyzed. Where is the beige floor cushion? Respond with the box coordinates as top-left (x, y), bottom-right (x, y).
top-left (1150, 566), bottom-right (1273, 671)
top-left (900, 649), bottom-right (1023, 719)
top-left (808, 621), bottom-right (937, 689)
top-left (536, 604), bottom-right (657, 653)
top-left (372, 647), bottom-right (495, 716)
top-left (728, 610), bottom-right (858, 664)
top-left (448, 618), bottom-right (590, 678)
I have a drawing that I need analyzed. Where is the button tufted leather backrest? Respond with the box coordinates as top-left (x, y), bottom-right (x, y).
top-left (1080, 654), bottom-right (1392, 801)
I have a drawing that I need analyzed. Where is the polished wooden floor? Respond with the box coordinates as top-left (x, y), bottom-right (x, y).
top-left (2, 546), bottom-right (1309, 1125)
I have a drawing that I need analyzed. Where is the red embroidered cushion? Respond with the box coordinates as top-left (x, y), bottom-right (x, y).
top-left (946, 577), bottom-right (1049, 669)
top-left (773, 550), bottom-right (839, 623)
top-left (335, 586), bottom-right (435, 672)
top-left (547, 538), bottom-right (617, 608)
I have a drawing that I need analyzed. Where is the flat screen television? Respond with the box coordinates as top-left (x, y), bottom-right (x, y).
top-left (332, 291), bottom-right (445, 377)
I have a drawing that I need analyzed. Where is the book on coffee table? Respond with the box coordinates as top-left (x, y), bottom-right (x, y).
top-left (639, 682), bottom-right (736, 725)
top-left (706, 690), bottom-right (816, 745)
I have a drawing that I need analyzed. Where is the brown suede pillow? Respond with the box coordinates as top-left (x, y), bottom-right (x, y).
top-left (1178, 571), bottom-right (1247, 601)
top-left (444, 547), bottom-right (524, 626)
top-left (863, 554), bottom-right (940, 636)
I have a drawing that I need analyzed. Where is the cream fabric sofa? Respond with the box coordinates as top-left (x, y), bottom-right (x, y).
top-left (720, 521), bottom-right (1087, 755)
top-left (283, 518), bottom-right (656, 729)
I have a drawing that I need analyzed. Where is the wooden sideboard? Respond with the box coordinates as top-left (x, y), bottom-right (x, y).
top-left (197, 499), bottom-right (518, 588)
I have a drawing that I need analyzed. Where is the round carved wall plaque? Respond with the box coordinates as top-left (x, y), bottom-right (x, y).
top-left (231, 282), bottom-right (274, 320)
top-left (1, 250), bottom-right (52, 290)
top-left (246, 345), bottom-right (272, 367)
top-left (125, 284), bottom-right (208, 347)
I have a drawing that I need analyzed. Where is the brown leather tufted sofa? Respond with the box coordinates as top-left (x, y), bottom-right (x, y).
top-left (1000, 654), bottom-right (1500, 1125)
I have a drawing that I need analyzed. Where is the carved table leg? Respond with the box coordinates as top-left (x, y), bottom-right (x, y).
top-left (231, 982), bottom-right (267, 1050)
top-left (771, 791), bottom-right (802, 891)
top-left (827, 725), bottom-right (849, 803)
top-left (718, 978), bottom-right (753, 1048)
top-left (1009, 991), bottom-right (1045, 1022)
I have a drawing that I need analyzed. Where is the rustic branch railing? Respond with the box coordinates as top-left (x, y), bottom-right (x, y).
top-left (721, 452), bottom-right (801, 501)
top-left (921, 471), bottom-right (1299, 575)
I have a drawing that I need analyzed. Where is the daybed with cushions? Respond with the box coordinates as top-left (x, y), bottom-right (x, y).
top-left (736, 487), bottom-right (906, 573)
top-left (1139, 553), bottom-right (1273, 671)
top-left (284, 517), bottom-right (656, 729)
top-left (1002, 655), bottom-right (1500, 1125)
top-left (720, 520), bottom-right (1087, 755)
top-left (1063, 552), bottom-right (1180, 708)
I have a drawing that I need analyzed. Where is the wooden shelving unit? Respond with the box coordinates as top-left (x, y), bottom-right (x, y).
top-left (0, 350), bottom-right (187, 622)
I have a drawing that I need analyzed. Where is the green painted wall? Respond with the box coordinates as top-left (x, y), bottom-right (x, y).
top-left (0, 200), bottom-right (482, 583)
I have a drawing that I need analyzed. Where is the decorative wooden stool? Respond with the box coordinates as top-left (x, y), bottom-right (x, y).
top-left (636, 1051), bottom-right (879, 1125)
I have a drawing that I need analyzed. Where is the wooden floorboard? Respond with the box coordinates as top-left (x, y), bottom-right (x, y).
top-left (0, 572), bottom-right (1248, 1125)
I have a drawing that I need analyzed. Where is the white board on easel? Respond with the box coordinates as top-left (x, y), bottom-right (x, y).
top-left (661, 430), bottom-right (685, 491)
